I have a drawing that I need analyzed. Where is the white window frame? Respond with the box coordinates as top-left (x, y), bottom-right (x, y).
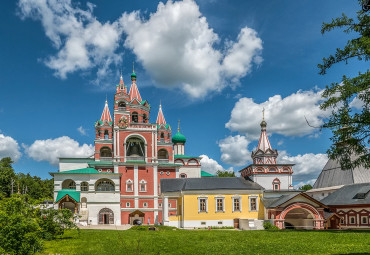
top-left (139, 179), bottom-right (147, 192)
top-left (249, 196), bottom-right (258, 211)
top-left (126, 202), bottom-right (130, 208)
top-left (215, 197), bottom-right (225, 213)
top-left (349, 216), bottom-right (356, 224)
top-left (232, 196), bottom-right (241, 212)
top-left (361, 216), bottom-right (368, 224)
top-left (198, 197), bottom-right (208, 213)
top-left (126, 179), bottom-right (133, 192)
top-left (159, 203), bottom-right (162, 208)
top-left (143, 202), bottom-right (148, 208)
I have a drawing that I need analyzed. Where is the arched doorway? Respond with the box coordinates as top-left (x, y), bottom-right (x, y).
top-left (279, 203), bottom-right (324, 229)
top-left (284, 208), bottom-right (314, 229)
top-left (98, 208), bottom-right (114, 224)
top-left (129, 210), bottom-right (145, 225)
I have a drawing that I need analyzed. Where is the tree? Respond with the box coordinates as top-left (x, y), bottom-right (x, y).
top-left (0, 157), bottom-right (16, 197)
top-left (216, 170), bottom-right (236, 177)
top-left (299, 184), bottom-right (313, 191)
top-left (318, 0), bottom-right (369, 170)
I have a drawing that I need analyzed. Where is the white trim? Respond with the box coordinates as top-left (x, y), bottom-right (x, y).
top-left (232, 197), bottom-right (242, 212)
top-left (198, 197), bottom-right (208, 213)
top-left (249, 196), bottom-right (258, 212)
top-left (134, 166), bottom-right (138, 208)
top-left (215, 197), bottom-right (225, 213)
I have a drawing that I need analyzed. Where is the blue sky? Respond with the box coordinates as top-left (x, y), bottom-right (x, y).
top-left (0, 0), bottom-right (366, 186)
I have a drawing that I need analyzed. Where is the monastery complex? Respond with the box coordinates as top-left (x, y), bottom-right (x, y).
top-left (51, 71), bottom-right (370, 230)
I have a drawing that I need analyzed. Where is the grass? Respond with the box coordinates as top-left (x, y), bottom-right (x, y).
top-left (39, 229), bottom-right (370, 255)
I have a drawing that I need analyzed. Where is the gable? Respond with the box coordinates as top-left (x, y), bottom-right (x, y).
top-left (280, 194), bottom-right (323, 208)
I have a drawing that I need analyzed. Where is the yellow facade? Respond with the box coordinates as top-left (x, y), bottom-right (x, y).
top-left (169, 193), bottom-right (264, 222)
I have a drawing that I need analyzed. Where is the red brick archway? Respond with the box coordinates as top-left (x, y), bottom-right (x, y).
top-left (275, 203), bottom-right (324, 229)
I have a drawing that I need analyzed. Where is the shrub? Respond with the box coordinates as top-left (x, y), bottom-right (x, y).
top-left (263, 221), bottom-right (279, 230)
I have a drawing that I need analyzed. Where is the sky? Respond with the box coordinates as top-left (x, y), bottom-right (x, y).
top-left (0, 0), bottom-right (366, 187)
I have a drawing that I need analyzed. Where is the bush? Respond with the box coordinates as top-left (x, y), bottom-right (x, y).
top-left (263, 221), bottom-right (279, 230)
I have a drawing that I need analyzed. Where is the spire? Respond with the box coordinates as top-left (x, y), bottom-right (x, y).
top-left (257, 109), bottom-right (271, 152)
top-left (177, 119), bottom-right (180, 132)
top-left (100, 99), bottom-right (112, 122)
top-left (129, 67), bottom-right (142, 101)
top-left (156, 102), bottom-right (166, 125)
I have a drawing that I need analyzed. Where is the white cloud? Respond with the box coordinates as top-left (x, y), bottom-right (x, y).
top-left (219, 135), bottom-right (251, 166)
top-left (278, 150), bottom-right (328, 183)
top-left (77, 126), bottom-right (87, 136)
top-left (23, 136), bottom-right (94, 165)
top-left (17, 0), bottom-right (124, 83)
top-left (226, 89), bottom-right (327, 139)
top-left (293, 179), bottom-right (316, 190)
top-left (0, 134), bottom-right (22, 162)
top-left (200, 154), bottom-right (229, 175)
top-left (120, 0), bottom-right (262, 98)
top-left (350, 95), bottom-right (365, 110)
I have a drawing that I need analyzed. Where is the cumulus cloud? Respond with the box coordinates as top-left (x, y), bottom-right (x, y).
top-left (199, 154), bottom-right (233, 175)
top-left (17, 0), bottom-right (124, 83)
top-left (0, 134), bottom-right (22, 162)
top-left (293, 179), bottom-right (316, 190)
top-left (350, 95), bottom-right (365, 110)
top-left (278, 150), bottom-right (328, 183)
top-left (219, 135), bottom-right (251, 166)
top-left (226, 89), bottom-right (327, 139)
top-left (23, 136), bottom-right (94, 165)
top-left (77, 126), bottom-right (87, 136)
top-left (120, 0), bottom-right (262, 98)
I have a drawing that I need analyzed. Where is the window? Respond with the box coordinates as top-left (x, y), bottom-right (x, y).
top-left (95, 179), bottom-right (115, 192)
top-left (126, 137), bottom-right (145, 157)
top-left (126, 180), bottom-right (133, 192)
top-left (139, 180), bottom-right (147, 192)
top-left (104, 130), bottom-right (109, 139)
top-left (100, 147), bottom-right (112, 157)
top-left (143, 202), bottom-right (148, 208)
top-left (274, 184), bottom-right (279, 190)
top-left (272, 178), bottom-right (280, 191)
top-left (249, 197), bottom-right (257, 211)
top-left (81, 182), bottom-right (88, 192)
top-left (161, 133), bottom-right (164, 139)
top-left (126, 202), bottom-right (130, 207)
top-left (118, 102), bottom-right (126, 108)
top-left (158, 149), bottom-right (169, 159)
top-left (81, 197), bottom-right (87, 208)
top-left (180, 173), bottom-right (187, 178)
top-left (160, 171), bottom-right (164, 175)
top-left (198, 198), bottom-right (207, 213)
top-left (143, 113), bottom-right (147, 123)
top-left (233, 197), bottom-right (241, 212)
top-left (166, 171), bottom-right (170, 176)
top-left (361, 216), bottom-right (368, 224)
top-left (68, 180), bottom-right (76, 189)
top-left (216, 198), bottom-right (224, 212)
top-left (62, 179), bottom-right (76, 190)
top-left (340, 217), bottom-right (345, 224)
top-left (132, 112), bottom-right (138, 123)
top-left (350, 217), bottom-right (355, 224)
top-left (159, 203), bottom-right (162, 208)
top-left (168, 203), bottom-right (172, 208)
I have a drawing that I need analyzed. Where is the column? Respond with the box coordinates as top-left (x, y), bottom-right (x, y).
top-left (163, 196), bottom-right (169, 225)
top-left (153, 166), bottom-right (158, 223)
top-left (134, 165), bottom-right (139, 208)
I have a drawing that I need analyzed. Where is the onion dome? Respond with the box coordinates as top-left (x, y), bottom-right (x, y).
top-left (131, 71), bottom-right (136, 80)
top-left (172, 131), bottom-right (186, 144)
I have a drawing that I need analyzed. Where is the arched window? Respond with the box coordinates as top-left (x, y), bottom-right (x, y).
top-left (95, 179), bottom-right (115, 192)
top-left (81, 197), bottom-right (87, 208)
top-left (62, 179), bottom-right (76, 190)
top-left (268, 167), bottom-right (277, 172)
top-left (100, 147), bottom-right (112, 158)
top-left (126, 179), bottom-right (133, 192)
top-left (143, 113), bottom-right (147, 123)
top-left (158, 149), bottom-right (169, 159)
top-left (139, 180), bottom-right (147, 192)
top-left (180, 173), bottom-right (187, 178)
top-left (126, 137), bottom-right (145, 158)
top-left (118, 102), bottom-right (126, 108)
top-left (132, 112), bottom-right (138, 123)
top-left (160, 133), bottom-right (164, 138)
top-left (81, 182), bottom-right (89, 192)
top-left (104, 130), bottom-right (109, 139)
top-left (272, 178), bottom-right (281, 191)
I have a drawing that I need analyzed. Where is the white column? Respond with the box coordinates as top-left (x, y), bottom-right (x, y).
top-left (175, 166), bottom-right (179, 178)
top-left (114, 165), bottom-right (118, 174)
top-left (134, 165), bottom-right (139, 208)
top-left (163, 196), bottom-right (169, 225)
top-left (153, 165), bottom-right (158, 223)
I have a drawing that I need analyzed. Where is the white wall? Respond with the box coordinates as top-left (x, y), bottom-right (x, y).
top-left (251, 174), bottom-right (291, 190)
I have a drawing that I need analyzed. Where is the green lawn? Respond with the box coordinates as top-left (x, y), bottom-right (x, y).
top-left (39, 228), bottom-right (370, 255)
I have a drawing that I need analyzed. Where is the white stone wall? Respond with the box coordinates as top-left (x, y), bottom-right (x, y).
top-left (59, 162), bottom-right (89, 171)
top-left (250, 174), bottom-right (291, 190)
top-left (178, 166), bottom-right (201, 178)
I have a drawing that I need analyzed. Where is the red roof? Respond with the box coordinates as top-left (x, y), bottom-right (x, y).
top-left (156, 104), bottom-right (166, 125)
top-left (129, 82), bottom-right (142, 102)
top-left (100, 100), bottom-right (112, 122)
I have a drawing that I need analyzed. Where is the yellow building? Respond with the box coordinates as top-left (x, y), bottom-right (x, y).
top-left (160, 177), bottom-right (264, 229)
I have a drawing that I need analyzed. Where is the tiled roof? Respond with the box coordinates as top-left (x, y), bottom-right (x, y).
top-left (160, 177), bottom-right (263, 193)
top-left (201, 171), bottom-right (214, 177)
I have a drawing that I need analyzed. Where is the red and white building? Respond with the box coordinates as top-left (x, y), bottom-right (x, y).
top-left (52, 71), bottom-right (202, 225)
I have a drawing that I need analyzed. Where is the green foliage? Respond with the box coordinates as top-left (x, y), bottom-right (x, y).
top-left (0, 195), bottom-right (78, 254)
top-left (318, 0), bottom-right (370, 169)
top-left (0, 157), bottom-right (53, 200)
top-left (263, 221), bottom-right (279, 230)
top-left (299, 184), bottom-right (313, 191)
top-left (216, 170), bottom-right (236, 177)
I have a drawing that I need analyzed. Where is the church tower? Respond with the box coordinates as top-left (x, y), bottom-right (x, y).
top-left (240, 113), bottom-right (294, 191)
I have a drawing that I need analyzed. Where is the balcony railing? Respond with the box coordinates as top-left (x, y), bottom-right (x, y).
top-left (126, 156), bottom-right (145, 162)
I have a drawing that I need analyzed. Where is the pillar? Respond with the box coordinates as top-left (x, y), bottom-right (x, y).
top-left (163, 196), bottom-right (169, 225)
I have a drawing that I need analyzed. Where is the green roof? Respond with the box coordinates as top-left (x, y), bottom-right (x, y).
top-left (88, 161), bottom-right (114, 166)
top-left (157, 124), bottom-right (170, 129)
top-left (172, 131), bottom-right (186, 144)
top-left (54, 168), bottom-right (99, 174)
top-left (201, 171), bottom-right (215, 177)
top-left (126, 161), bottom-right (146, 164)
top-left (56, 189), bottom-right (80, 203)
top-left (158, 163), bottom-right (182, 166)
top-left (174, 155), bottom-right (199, 159)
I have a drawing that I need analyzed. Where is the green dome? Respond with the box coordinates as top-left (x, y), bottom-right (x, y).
top-left (131, 72), bottom-right (136, 79)
top-left (172, 131), bottom-right (186, 144)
